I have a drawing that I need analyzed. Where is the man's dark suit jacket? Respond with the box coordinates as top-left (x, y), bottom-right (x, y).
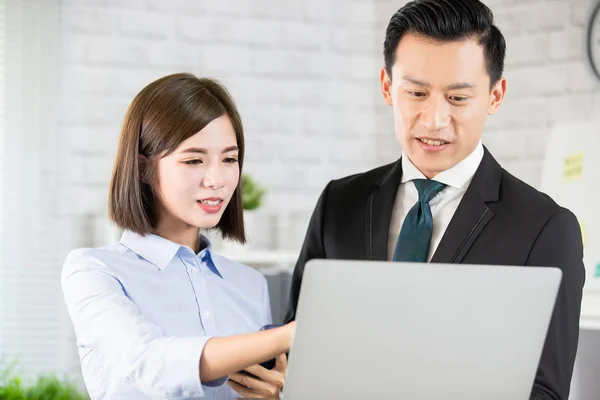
top-left (284, 147), bottom-right (585, 400)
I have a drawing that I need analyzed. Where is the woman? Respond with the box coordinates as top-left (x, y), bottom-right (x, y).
top-left (61, 73), bottom-right (295, 399)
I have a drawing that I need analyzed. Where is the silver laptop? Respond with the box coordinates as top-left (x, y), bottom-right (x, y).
top-left (283, 259), bottom-right (562, 400)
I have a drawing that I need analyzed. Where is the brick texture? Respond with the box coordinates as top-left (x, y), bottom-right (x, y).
top-left (58, 0), bottom-right (600, 252)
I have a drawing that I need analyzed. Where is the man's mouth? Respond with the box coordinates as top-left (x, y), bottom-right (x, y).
top-left (417, 138), bottom-right (449, 146)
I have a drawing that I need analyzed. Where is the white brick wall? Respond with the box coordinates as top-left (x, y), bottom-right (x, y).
top-left (58, 0), bottom-right (384, 252)
top-left (58, 0), bottom-right (600, 252)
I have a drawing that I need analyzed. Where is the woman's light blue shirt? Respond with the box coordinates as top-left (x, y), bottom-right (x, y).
top-left (61, 230), bottom-right (272, 399)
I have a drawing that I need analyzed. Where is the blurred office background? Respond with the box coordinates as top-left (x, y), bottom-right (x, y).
top-left (0, 0), bottom-right (599, 398)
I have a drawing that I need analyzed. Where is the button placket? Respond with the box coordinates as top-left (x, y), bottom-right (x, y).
top-left (190, 255), bottom-right (217, 336)
top-left (179, 256), bottom-right (207, 334)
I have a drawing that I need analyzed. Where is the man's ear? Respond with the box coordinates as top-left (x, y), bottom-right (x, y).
top-left (380, 67), bottom-right (393, 106)
top-left (488, 77), bottom-right (506, 115)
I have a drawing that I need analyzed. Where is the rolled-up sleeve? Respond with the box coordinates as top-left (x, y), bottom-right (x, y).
top-left (61, 250), bottom-right (222, 399)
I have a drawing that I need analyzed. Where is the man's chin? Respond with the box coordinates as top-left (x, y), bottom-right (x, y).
top-left (410, 154), bottom-right (457, 179)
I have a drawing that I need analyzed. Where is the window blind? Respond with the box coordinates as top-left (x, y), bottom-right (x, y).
top-left (0, 0), bottom-right (5, 362)
top-left (0, 0), bottom-right (67, 381)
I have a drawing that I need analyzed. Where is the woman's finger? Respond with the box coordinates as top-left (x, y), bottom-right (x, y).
top-left (228, 380), bottom-right (263, 398)
top-left (243, 365), bottom-right (284, 387)
top-left (230, 372), bottom-right (280, 396)
top-left (274, 352), bottom-right (287, 372)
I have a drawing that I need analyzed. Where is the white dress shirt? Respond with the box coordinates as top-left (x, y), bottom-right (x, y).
top-left (387, 141), bottom-right (485, 262)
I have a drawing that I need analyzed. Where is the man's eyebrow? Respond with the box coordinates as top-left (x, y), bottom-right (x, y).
top-left (402, 76), bottom-right (477, 90)
top-left (446, 82), bottom-right (477, 90)
top-left (402, 76), bottom-right (430, 87)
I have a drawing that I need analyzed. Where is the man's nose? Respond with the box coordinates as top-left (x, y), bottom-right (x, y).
top-left (419, 96), bottom-right (451, 130)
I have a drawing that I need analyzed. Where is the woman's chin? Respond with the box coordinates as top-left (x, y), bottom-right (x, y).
top-left (190, 214), bottom-right (222, 230)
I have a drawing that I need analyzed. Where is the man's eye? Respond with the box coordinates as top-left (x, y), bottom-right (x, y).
top-left (408, 91), bottom-right (427, 98)
top-left (449, 96), bottom-right (468, 102)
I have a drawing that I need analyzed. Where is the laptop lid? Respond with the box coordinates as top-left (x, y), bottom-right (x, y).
top-left (283, 259), bottom-right (562, 400)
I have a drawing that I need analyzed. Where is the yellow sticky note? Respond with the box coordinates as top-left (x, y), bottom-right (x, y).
top-left (563, 152), bottom-right (584, 182)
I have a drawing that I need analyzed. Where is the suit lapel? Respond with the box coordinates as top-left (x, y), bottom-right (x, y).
top-left (431, 147), bottom-right (502, 263)
top-left (430, 187), bottom-right (493, 263)
top-left (367, 159), bottom-right (403, 261)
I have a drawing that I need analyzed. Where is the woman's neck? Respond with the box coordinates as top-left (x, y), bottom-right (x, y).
top-left (154, 220), bottom-right (200, 253)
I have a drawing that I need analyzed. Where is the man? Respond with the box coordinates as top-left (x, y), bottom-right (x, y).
top-left (284, 1), bottom-right (585, 399)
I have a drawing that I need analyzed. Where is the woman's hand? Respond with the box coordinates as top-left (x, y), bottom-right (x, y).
top-left (199, 320), bottom-right (297, 382)
top-left (228, 353), bottom-right (288, 398)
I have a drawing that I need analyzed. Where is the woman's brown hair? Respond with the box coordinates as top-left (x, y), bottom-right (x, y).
top-left (108, 72), bottom-right (246, 243)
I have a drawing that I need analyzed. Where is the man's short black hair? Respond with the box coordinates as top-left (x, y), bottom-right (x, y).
top-left (383, 0), bottom-right (506, 87)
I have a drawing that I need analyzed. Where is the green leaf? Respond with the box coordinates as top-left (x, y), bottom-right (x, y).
top-left (241, 173), bottom-right (266, 210)
top-left (0, 359), bottom-right (88, 400)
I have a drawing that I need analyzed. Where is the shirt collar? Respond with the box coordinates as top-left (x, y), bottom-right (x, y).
top-left (120, 230), bottom-right (223, 278)
top-left (401, 140), bottom-right (484, 190)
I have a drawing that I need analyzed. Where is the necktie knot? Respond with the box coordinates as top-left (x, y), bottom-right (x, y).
top-left (413, 179), bottom-right (446, 204)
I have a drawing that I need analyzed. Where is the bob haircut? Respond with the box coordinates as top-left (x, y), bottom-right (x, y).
top-left (108, 72), bottom-right (246, 243)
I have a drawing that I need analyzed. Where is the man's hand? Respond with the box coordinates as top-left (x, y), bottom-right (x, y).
top-left (228, 353), bottom-right (287, 398)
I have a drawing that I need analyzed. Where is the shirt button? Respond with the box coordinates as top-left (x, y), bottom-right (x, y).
top-left (182, 390), bottom-right (191, 398)
top-left (202, 310), bottom-right (210, 318)
top-left (190, 267), bottom-right (199, 275)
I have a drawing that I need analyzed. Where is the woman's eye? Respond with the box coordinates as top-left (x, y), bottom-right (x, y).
top-left (224, 157), bottom-right (238, 163)
top-left (183, 159), bottom-right (202, 165)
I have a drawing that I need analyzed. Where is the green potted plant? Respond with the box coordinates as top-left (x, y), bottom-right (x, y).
top-left (241, 173), bottom-right (266, 211)
top-left (217, 173), bottom-right (267, 254)
top-left (0, 360), bottom-right (88, 399)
